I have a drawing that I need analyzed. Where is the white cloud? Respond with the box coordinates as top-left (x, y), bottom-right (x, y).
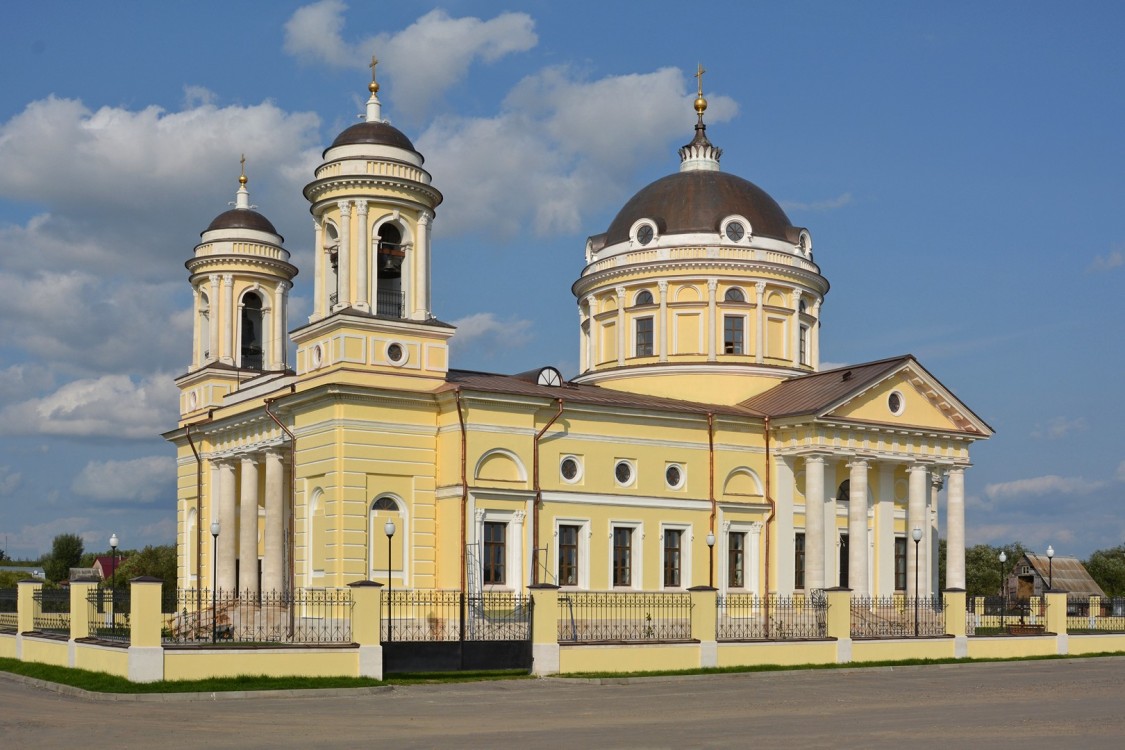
top-left (420, 66), bottom-right (737, 238)
top-left (72, 456), bottom-right (175, 503)
top-left (1031, 416), bottom-right (1087, 440)
top-left (1088, 250), bottom-right (1123, 272)
top-left (449, 312), bottom-right (533, 355)
top-left (0, 373), bottom-right (178, 440)
top-left (984, 474), bottom-right (1105, 501)
top-left (0, 466), bottom-right (21, 496)
top-left (283, 1), bottom-right (537, 121)
top-left (782, 192), bottom-right (854, 212)
top-left (1117, 461), bottom-right (1125, 482)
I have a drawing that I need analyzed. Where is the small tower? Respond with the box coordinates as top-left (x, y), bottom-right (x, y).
top-left (177, 160), bottom-right (298, 416)
top-left (293, 57), bottom-right (452, 383)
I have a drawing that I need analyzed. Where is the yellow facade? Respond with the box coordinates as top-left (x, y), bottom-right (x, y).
top-left (166, 74), bottom-right (992, 606)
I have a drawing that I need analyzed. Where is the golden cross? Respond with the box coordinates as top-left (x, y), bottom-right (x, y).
top-left (694, 62), bottom-right (706, 97)
top-left (240, 153), bottom-right (246, 176)
top-left (370, 54), bottom-right (379, 81)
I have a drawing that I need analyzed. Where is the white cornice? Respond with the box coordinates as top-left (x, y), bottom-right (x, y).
top-left (572, 362), bottom-right (805, 386)
top-left (573, 258), bottom-right (828, 298)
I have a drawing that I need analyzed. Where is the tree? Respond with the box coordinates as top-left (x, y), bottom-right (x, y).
top-left (108, 544), bottom-right (177, 597)
top-left (963, 542), bottom-right (1029, 598)
top-left (0, 547), bottom-right (8, 563)
top-left (42, 533), bottom-right (85, 582)
top-left (1084, 545), bottom-right (1125, 597)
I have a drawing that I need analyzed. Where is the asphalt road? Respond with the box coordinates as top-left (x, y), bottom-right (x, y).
top-left (4, 658), bottom-right (1124, 749)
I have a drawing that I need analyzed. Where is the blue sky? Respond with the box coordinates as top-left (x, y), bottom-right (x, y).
top-left (0, 1), bottom-right (1121, 562)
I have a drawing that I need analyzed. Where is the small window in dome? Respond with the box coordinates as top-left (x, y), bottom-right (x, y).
top-left (636, 224), bottom-right (654, 245)
top-left (634, 290), bottom-right (654, 306)
top-left (725, 221), bottom-right (745, 242)
top-left (725, 287), bottom-right (746, 303)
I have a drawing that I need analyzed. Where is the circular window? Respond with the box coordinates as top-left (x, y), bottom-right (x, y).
top-left (615, 460), bottom-right (634, 486)
top-left (665, 464), bottom-right (684, 489)
top-left (560, 457), bottom-right (580, 483)
top-left (725, 221), bottom-right (745, 242)
top-left (888, 391), bottom-right (905, 416)
top-left (387, 342), bottom-right (405, 364)
top-left (636, 225), bottom-right (654, 245)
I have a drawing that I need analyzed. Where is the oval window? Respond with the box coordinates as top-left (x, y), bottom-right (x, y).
top-left (615, 460), bottom-right (634, 485)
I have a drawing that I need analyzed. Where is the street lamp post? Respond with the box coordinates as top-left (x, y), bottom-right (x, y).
top-left (1046, 545), bottom-right (1054, 591)
top-left (384, 520), bottom-right (396, 642)
top-left (998, 550), bottom-right (1007, 633)
top-left (706, 532), bottom-right (716, 588)
top-left (912, 527), bottom-right (923, 637)
top-left (210, 521), bottom-right (220, 643)
top-left (109, 533), bottom-right (119, 638)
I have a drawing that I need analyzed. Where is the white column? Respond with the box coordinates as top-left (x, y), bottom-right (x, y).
top-left (848, 459), bottom-right (869, 595)
top-left (219, 274), bottom-right (234, 365)
top-left (312, 219), bottom-right (324, 320)
top-left (262, 449), bottom-right (285, 593)
top-left (657, 281), bottom-right (668, 362)
top-left (748, 522), bottom-right (763, 594)
top-left (823, 459), bottom-right (839, 588)
top-left (355, 202), bottom-right (369, 311)
top-left (585, 295), bottom-right (596, 369)
top-left (336, 201), bottom-right (352, 309)
top-left (930, 472), bottom-right (944, 594)
top-left (271, 282), bottom-right (287, 370)
top-left (415, 211), bottom-right (432, 320)
top-left (811, 300), bottom-right (822, 370)
top-left (706, 279), bottom-right (718, 361)
top-left (790, 290), bottom-right (803, 368)
top-left (755, 282), bottom-right (766, 364)
top-left (775, 457), bottom-right (796, 594)
top-left (578, 307), bottom-right (588, 373)
top-left (946, 468), bottom-right (966, 590)
top-left (208, 275), bottom-right (220, 364)
top-left (875, 463), bottom-right (895, 595)
top-left (804, 455), bottom-right (826, 591)
top-left (239, 456), bottom-right (260, 596)
top-left (191, 288), bottom-right (201, 368)
top-left (511, 510), bottom-right (525, 591)
top-left (615, 286), bottom-right (626, 366)
top-left (217, 460), bottom-right (237, 592)
top-left (907, 464), bottom-right (927, 598)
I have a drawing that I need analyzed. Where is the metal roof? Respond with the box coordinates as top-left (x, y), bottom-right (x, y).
top-left (740, 356), bottom-right (911, 418)
top-left (1023, 553), bottom-right (1106, 597)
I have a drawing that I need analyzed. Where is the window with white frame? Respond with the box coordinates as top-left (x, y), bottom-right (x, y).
top-left (663, 529), bottom-right (683, 587)
top-left (558, 524), bottom-right (580, 587)
top-left (635, 316), bottom-right (654, 357)
top-left (612, 526), bottom-right (635, 587)
top-left (483, 521), bottom-right (507, 585)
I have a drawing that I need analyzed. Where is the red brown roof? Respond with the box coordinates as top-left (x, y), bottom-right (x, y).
top-left (740, 356), bottom-right (911, 417)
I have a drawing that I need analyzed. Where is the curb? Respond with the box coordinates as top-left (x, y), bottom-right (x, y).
top-left (0, 671), bottom-right (393, 702)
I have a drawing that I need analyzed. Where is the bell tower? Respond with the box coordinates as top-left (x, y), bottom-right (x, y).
top-left (176, 162), bottom-right (297, 418)
top-left (292, 58), bottom-right (452, 385)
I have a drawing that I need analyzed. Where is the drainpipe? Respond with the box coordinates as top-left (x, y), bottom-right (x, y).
top-left (532, 398), bottom-right (565, 586)
top-left (707, 412), bottom-right (716, 586)
top-left (185, 409), bottom-right (215, 614)
top-left (455, 389), bottom-right (468, 595)
top-left (763, 416), bottom-right (777, 597)
top-left (264, 386), bottom-right (297, 593)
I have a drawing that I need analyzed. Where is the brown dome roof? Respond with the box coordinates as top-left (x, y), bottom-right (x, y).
top-left (204, 208), bottom-right (282, 240)
top-left (325, 121), bottom-right (420, 159)
top-left (603, 171), bottom-right (794, 245)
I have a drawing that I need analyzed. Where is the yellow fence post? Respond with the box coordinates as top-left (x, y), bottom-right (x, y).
top-left (529, 584), bottom-right (560, 675)
top-left (348, 580), bottom-right (384, 679)
top-left (943, 589), bottom-right (968, 658)
top-left (825, 588), bottom-right (852, 663)
top-left (69, 579), bottom-right (98, 641)
top-left (127, 577), bottom-right (164, 682)
top-left (1045, 589), bottom-right (1068, 655)
top-left (689, 586), bottom-right (718, 668)
top-left (15, 580), bottom-right (41, 661)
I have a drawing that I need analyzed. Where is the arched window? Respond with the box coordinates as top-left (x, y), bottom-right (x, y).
top-left (634, 290), bottom-right (653, 306)
top-left (799, 299), bottom-right (808, 314)
top-left (837, 480), bottom-right (850, 503)
top-left (199, 292), bottom-right (211, 361)
top-left (324, 223), bottom-right (340, 308)
top-left (725, 287), bottom-right (746, 303)
top-left (240, 292), bottom-right (264, 370)
top-left (370, 495), bottom-right (405, 585)
top-left (372, 496), bottom-right (399, 512)
top-left (376, 223), bottom-right (405, 317)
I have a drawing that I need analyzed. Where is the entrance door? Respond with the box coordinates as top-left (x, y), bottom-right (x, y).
top-left (839, 534), bottom-right (849, 588)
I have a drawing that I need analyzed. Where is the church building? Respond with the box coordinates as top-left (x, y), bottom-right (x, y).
top-left (165, 66), bottom-right (992, 601)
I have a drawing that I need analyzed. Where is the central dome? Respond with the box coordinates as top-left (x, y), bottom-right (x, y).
top-left (603, 170), bottom-right (796, 246)
top-left (325, 121), bottom-right (421, 159)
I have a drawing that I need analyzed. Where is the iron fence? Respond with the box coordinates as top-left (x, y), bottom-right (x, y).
top-left (558, 591), bottom-right (692, 642)
top-left (1066, 596), bottom-right (1125, 633)
top-left (851, 595), bottom-right (945, 638)
top-left (162, 589), bottom-right (354, 644)
top-left (382, 590), bottom-right (531, 642)
top-left (966, 597), bottom-right (1046, 636)
top-left (717, 592), bottom-right (828, 640)
top-left (32, 588), bottom-right (70, 635)
top-left (0, 588), bottom-right (16, 632)
top-left (86, 587), bottom-right (130, 641)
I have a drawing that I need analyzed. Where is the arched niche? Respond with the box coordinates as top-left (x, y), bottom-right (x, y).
top-left (723, 467), bottom-right (764, 497)
top-left (474, 448), bottom-right (528, 483)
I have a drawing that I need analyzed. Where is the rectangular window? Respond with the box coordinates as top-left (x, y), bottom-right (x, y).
top-left (795, 532), bottom-right (806, 590)
top-left (635, 317), bottom-right (654, 357)
top-left (728, 532), bottom-right (745, 588)
top-left (895, 536), bottom-right (907, 591)
top-left (723, 315), bottom-right (744, 354)
top-left (839, 534), bottom-right (849, 588)
top-left (558, 524), bottom-right (579, 587)
top-left (613, 527), bottom-right (633, 587)
top-left (663, 529), bottom-right (682, 587)
top-left (799, 325), bottom-right (809, 365)
top-left (483, 521), bottom-right (506, 585)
